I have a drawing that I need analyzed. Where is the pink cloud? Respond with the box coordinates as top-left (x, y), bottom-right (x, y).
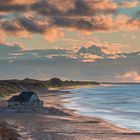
top-left (85, 0), bottom-right (117, 12)
top-left (118, 1), bottom-right (139, 8)
top-left (0, 0), bottom-right (140, 42)
top-left (6, 0), bottom-right (36, 5)
top-left (44, 28), bottom-right (64, 42)
top-left (117, 71), bottom-right (140, 82)
top-left (47, 0), bottom-right (76, 12)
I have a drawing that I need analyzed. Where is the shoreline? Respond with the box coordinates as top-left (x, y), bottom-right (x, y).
top-left (44, 90), bottom-right (136, 133)
top-left (48, 84), bottom-right (100, 90)
top-left (58, 89), bottom-right (139, 133)
top-left (42, 90), bottom-right (140, 136)
top-left (1, 86), bottom-right (140, 139)
top-left (57, 85), bottom-right (140, 133)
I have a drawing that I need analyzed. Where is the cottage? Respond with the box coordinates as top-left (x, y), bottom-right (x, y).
top-left (8, 91), bottom-right (43, 107)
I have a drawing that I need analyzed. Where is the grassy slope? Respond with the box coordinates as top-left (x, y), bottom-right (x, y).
top-left (0, 78), bottom-right (99, 98)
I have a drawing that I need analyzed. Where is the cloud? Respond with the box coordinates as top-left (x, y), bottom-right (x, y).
top-left (1, 14), bottom-right (140, 42)
top-left (78, 45), bottom-right (106, 56)
top-left (53, 17), bottom-right (94, 32)
top-left (117, 71), bottom-right (140, 82)
top-left (4, 42), bottom-right (138, 63)
top-left (44, 27), bottom-right (64, 42)
top-left (77, 44), bottom-right (121, 56)
top-left (47, 0), bottom-right (76, 12)
top-left (18, 17), bottom-right (46, 33)
top-left (79, 53), bottom-right (103, 62)
top-left (9, 48), bottom-right (71, 60)
top-left (118, 1), bottom-right (139, 8)
top-left (0, 40), bottom-right (140, 81)
top-left (1, 19), bottom-right (31, 38)
top-left (1, 37), bottom-right (140, 63)
top-left (0, 42), bottom-right (22, 59)
top-left (31, 0), bottom-right (117, 17)
top-left (0, 0), bottom-right (36, 5)
top-left (46, 14), bottom-right (140, 35)
top-left (135, 10), bottom-right (140, 18)
top-left (0, 0), bottom-right (140, 41)
top-left (0, 0), bottom-right (36, 14)
top-left (76, 45), bottom-right (129, 62)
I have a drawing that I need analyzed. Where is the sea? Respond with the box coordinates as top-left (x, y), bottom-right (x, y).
top-left (63, 84), bottom-right (140, 131)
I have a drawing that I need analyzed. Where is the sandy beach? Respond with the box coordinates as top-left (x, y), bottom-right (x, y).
top-left (1, 89), bottom-right (140, 140)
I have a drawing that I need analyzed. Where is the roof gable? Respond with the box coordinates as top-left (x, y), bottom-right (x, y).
top-left (8, 95), bottom-right (21, 102)
top-left (8, 91), bottom-right (40, 102)
top-left (20, 91), bottom-right (38, 102)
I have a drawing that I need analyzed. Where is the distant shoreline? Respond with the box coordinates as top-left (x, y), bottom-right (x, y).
top-left (101, 82), bottom-right (140, 84)
top-left (48, 84), bottom-right (100, 90)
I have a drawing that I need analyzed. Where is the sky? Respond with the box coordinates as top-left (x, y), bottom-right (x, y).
top-left (0, 0), bottom-right (140, 82)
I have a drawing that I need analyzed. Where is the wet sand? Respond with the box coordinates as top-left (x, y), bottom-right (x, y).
top-left (1, 89), bottom-right (140, 140)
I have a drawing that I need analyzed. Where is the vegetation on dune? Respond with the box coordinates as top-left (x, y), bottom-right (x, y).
top-left (0, 78), bottom-right (99, 97)
top-left (0, 83), bottom-right (20, 97)
top-left (44, 77), bottom-right (99, 88)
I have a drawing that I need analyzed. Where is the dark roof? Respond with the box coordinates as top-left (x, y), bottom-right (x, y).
top-left (8, 91), bottom-right (40, 102)
top-left (20, 91), bottom-right (39, 102)
top-left (8, 95), bottom-right (21, 102)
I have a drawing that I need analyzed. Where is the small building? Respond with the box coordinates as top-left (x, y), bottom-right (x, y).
top-left (8, 91), bottom-right (43, 107)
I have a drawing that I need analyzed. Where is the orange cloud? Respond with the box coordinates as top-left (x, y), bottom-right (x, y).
top-left (47, 0), bottom-right (76, 12)
top-left (91, 14), bottom-right (140, 32)
top-left (118, 1), bottom-right (139, 8)
top-left (117, 71), bottom-right (140, 82)
top-left (80, 53), bottom-right (103, 59)
top-left (0, 0), bottom-right (140, 42)
top-left (44, 28), bottom-right (64, 42)
top-left (86, 0), bottom-right (117, 11)
top-left (10, 0), bottom-right (36, 5)
top-left (0, 20), bottom-right (31, 39)
top-left (64, 36), bottom-right (124, 55)
top-left (59, 14), bottom-right (140, 34)
top-left (108, 54), bottom-right (126, 59)
top-left (114, 15), bottom-right (140, 31)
